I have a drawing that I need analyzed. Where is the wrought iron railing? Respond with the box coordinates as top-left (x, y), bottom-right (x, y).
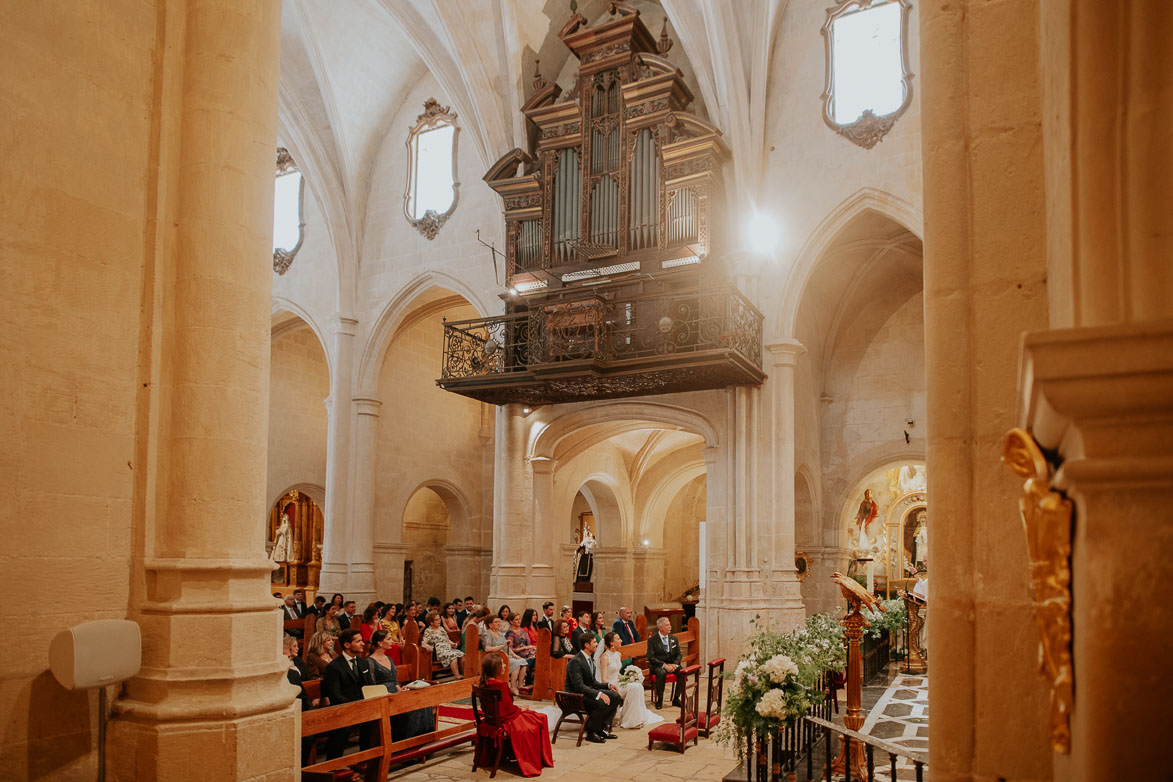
top-left (440, 285), bottom-right (763, 381)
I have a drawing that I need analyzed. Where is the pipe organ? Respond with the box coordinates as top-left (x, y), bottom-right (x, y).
top-left (438, 3), bottom-right (764, 406)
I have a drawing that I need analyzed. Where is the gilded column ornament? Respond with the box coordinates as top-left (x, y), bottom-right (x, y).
top-left (1002, 427), bottom-right (1074, 754)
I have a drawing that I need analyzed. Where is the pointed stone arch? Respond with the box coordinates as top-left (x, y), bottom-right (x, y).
top-left (529, 400), bottom-right (719, 462)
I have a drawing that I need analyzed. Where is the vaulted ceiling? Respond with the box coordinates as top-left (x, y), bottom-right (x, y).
top-left (276, 0), bottom-right (787, 312)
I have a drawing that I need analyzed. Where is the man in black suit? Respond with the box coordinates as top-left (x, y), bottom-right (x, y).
top-left (292, 588), bottom-right (311, 616)
top-left (535, 601), bottom-right (556, 634)
top-left (564, 634), bottom-right (621, 743)
top-left (322, 629), bottom-right (380, 758)
top-left (338, 600), bottom-right (357, 630)
top-left (281, 594), bottom-right (304, 639)
top-left (571, 610), bottom-right (593, 651)
top-left (453, 597), bottom-right (468, 627)
top-left (646, 616), bottom-right (682, 709)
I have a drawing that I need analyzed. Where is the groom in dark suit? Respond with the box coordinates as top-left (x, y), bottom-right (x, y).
top-left (646, 617), bottom-right (682, 709)
top-left (564, 635), bottom-right (622, 743)
top-left (323, 629), bottom-right (380, 758)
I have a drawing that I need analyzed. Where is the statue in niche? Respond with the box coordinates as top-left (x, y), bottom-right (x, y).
top-left (269, 513), bottom-right (292, 564)
top-left (573, 527), bottom-right (596, 582)
top-left (913, 511), bottom-right (928, 567)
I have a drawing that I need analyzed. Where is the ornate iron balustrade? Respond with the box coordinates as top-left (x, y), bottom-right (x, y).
top-left (441, 285), bottom-right (761, 381)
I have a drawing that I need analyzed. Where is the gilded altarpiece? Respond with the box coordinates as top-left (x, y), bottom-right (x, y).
top-left (268, 489), bottom-right (324, 591)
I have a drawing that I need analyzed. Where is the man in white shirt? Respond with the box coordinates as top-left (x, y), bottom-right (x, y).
top-left (647, 617), bottom-right (682, 709)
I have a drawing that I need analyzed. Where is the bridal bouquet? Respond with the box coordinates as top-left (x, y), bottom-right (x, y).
top-left (618, 664), bottom-right (644, 686)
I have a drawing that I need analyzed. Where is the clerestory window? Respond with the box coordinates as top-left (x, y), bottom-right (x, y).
top-left (273, 147), bottom-right (305, 275)
top-left (404, 98), bottom-right (460, 239)
top-left (821, 0), bottom-right (913, 149)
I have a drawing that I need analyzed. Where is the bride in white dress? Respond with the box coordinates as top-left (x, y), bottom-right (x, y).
top-left (599, 632), bottom-right (663, 730)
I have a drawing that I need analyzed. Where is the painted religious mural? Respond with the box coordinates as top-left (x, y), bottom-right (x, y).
top-left (841, 463), bottom-right (927, 595)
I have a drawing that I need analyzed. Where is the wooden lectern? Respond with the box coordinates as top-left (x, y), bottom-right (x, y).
top-left (829, 572), bottom-right (882, 780)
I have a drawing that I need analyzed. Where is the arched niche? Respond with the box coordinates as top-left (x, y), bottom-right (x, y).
top-left (838, 460), bottom-right (927, 596)
top-left (401, 486), bottom-right (452, 603)
top-left (268, 488), bottom-right (324, 592)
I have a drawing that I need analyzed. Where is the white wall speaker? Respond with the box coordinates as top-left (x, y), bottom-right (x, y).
top-left (49, 619), bottom-right (142, 690)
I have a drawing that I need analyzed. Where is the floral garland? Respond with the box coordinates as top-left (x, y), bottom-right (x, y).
top-left (712, 612), bottom-right (847, 756)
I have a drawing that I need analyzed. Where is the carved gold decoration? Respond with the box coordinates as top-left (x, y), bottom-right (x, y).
top-left (820, 0), bottom-right (914, 150)
top-left (794, 552), bottom-right (813, 581)
top-left (1003, 427), bottom-right (1074, 754)
top-left (902, 591), bottom-right (927, 674)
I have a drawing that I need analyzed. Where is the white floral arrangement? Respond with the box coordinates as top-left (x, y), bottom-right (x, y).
top-left (618, 664), bottom-right (644, 685)
top-left (754, 688), bottom-right (790, 720)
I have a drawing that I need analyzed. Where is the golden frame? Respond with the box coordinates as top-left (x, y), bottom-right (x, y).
top-left (404, 98), bottom-right (461, 240)
top-left (820, 0), bottom-right (914, 150)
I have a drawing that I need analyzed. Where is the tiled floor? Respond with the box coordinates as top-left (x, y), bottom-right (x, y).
top-left (386, 696), bottom-right (737, 781)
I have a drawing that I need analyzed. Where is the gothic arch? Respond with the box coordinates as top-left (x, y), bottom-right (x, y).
top-left (577, 475), bottom-right (629, 548)
top-left (777, 187), bottom-right (923, 338)
top-left (356, 270), bottom-right (495, 396)
top-left (529, 400), bottom-right (719, 461)
top-left (272, 297), bottom-right (333, 378)
top-left (268, 482), bottom-right (326, 513)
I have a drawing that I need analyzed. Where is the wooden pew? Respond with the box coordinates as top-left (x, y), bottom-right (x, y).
top-left (300, 677), bottom-right (477, 779)
top-left (530, 627), bottom-right (570, 702)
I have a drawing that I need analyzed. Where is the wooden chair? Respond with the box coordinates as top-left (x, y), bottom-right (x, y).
top-left (551, 691), bottom-right (589, 747)
top-left (698, 658), bottom-right (726, 738)
top-left (643, 617), bottom-right (701, 701)
top-left (470, 685), bottom-right (514, 779)
top-left (647, 664), bottom-right (701, 753)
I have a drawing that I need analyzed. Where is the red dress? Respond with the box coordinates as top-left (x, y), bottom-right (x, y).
top-left (475, 679), bottom-right (554, 777)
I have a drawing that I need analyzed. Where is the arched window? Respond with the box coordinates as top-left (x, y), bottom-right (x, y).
top-left (821, 0), bottom-right (913, 149)
top-left (273, 147), bottom-right (305, 274)
top-left (404, 98), bottom-right (460, 239)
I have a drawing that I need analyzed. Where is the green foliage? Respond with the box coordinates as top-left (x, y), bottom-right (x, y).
top-left (862, 598), bottom-right (907, 639)
top-left (712, 612), bottom-right (847, 755)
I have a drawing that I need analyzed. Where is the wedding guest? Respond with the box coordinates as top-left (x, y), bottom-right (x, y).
top-left (507, 611), bottom-right (538, 685)
top-left (453, 597), bottom-right (468, 626)
top-left (315, 603), bottom-right (342, 636)
top-left (564, 634), bottom-right (621, 744)
top-left (474, 654), bottom-right (554, 776)
top-left (305, 631), bottom-right (338, 678)
top-left (560, 606), bottom-right (576, 632)
top-left (368, 630), bottom-right (433, 740)
top-left (329, 593), bottom-right (345, 611)
top-left (571, 610), bottom-right (593, 651)
top-left (284, 634), bottom-right (315, 764)
top-left (359, 605), bottom-right (379, 642)
top-left (292, 588), bottom-right (311, 616)
top-left (612, 606), bottom-right (642, 645)
top-left (497, 604), bottom-right (513, 623)
top-left (421, 610), bottom-right (465, 678)
top-left (310, 595), bottom-right (327, 616)
top-left (281, 594), bottom-right (304, 638)
top-left (441, 602), bottom-right (460, 633)
top-left (550, 619), bottom-right (575, 659)
top-left (646, 617), bottom-right (682, 709)
top-left (482, 615), bottom-right (528, 695)
top-left (535, 601), bottom-right (556, 633)
top-left (338, 600), bottom-right (358, 630)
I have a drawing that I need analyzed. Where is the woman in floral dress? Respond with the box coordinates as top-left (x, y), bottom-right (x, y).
top-left (421, 610), bottom-right (464, 677)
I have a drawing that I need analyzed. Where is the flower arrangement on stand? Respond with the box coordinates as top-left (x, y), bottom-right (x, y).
top-left (712, 612), bottom-right (847, 758)
top-left (862, 598), bottom-right (907, 639)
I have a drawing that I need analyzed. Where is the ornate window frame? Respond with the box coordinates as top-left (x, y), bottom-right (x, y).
top-left (404, 98), bottom-right (461, 240)
top-left (820, 0), bottom-right (914, 150)
top-left (273, 147), bottom-right (306, 275)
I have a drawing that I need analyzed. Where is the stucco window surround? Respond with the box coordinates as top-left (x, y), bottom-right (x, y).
top-left (404, 98), bottom-right (461, 240)
top-left (820, 0), bottom-right (914, 150)
top-left (273, 147), bottom-right (306, 275)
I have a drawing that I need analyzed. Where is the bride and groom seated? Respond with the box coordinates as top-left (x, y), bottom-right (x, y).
top-left (565, 633), bottom-right (663, 742)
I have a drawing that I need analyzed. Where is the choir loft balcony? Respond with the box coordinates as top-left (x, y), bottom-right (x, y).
top-left (437, 284), bottom-right (765, 406)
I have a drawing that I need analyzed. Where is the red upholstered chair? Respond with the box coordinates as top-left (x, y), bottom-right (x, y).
top-left (698, 658), bottom-right (725, 738)
top-left (648, 664), bottom-right (701, 753)
top-left (471, 685), bottom-right (514, 779)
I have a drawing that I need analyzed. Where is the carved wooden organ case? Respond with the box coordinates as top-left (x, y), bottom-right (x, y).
top-left (438, 4), bottom-right (765, 406)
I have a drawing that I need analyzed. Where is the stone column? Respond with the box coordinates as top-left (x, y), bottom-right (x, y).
top-left (765, 341), bottom-right (806, 620)
top-left (444, 544), bottom-right (486, 601)
top-left (319, 316), bottom-right (357, 595)
top-left (590, 547), bottom-right (630, 616)
top-left (489, 404), bottom-right (531, 606)
top-left (106, 1), bottom-right (294, 778)
top-left (373, 542), bottom-right (409, 600)
top-left (920, 0), bottom-right (1054, 779)
top-left (699, 445), bottom-right (722, 660)
top-left (528, 456), bottom-right (559, 603)
top-left (346, 396), bottom-right (380, 603)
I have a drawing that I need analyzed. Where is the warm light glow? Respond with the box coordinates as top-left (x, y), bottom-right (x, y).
top-left (830, 2), bottom-right (904, 124)
top-left (273, 171), bottom-right (302, 252)
top-left (746, 211), bottom-right (782, 256)
top-left (642, 539), bottom-right (650, 547)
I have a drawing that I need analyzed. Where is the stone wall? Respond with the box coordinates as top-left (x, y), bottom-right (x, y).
top-left (266, 324), bottom-right (329, 506)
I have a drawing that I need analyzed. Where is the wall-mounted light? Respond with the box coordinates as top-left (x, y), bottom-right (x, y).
top-left (746, 211), bottom-right (782, 256)
top-left (642, 538), bottom-right (650, 547)
top-left (522, 407), bottom-right (531, 415)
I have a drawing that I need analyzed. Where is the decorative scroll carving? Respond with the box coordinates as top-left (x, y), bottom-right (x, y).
top-left (830, 109), bottom-right (899, 150)
top-left (1002, 427), bottom-right (1074, 755)
top-left (541, 122), bottom-right (582, 140)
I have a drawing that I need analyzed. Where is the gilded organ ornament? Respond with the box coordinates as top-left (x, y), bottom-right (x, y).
top-left (1002, 427), bottom-right (1075, 754)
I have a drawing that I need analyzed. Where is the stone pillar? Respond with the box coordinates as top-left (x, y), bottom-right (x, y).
top-left (106, 1), bottom-right (295, 778)
top-left (590, 547), bottom-right (630, 616)
top-left (631, 547), bottom-right (667, 613)
top-left (346, 396), bottom-right (380, 603)
top-left (528, 456), bottom-right (559, 603)
top-left (444, 544), bottom-right (486, 602)
top-left (699, 445), bottom-right (722, 660)
top-left (765, 340), bottom-right (807, 624)
top-left (373, 542), bottom-right (409, 601)
top-left (319, 316), bottom-right (358, 595)
top-left (920, 0), bottom-right (1054, 779)
top-left (489, 404), bottom-right (531, 606)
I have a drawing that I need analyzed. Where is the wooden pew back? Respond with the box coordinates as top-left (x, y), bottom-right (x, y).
top-left (530, 627), bottom-right (569, 702)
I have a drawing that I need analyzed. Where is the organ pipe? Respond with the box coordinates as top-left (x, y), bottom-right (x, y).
top-left (629, 129), bottom-right (658, 250)
top-left (591, 175), bottom-right (618, 247)
top-left (554, 149), bottom-right (581, 264)
top-left (667, 188), bottom-right (698, 246)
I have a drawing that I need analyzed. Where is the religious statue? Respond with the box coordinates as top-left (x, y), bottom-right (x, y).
top-left (269, 513), bottom-right (292, 564)
top-left (913, 515), bottom-right (928, 566)
top-left (572, 527), bottom-right (596, 582)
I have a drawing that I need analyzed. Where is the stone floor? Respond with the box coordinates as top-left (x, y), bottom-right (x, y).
top-left (386, 697), bottom-right (737, 781)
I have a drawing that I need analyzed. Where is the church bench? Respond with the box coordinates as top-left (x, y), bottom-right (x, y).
top-left (530, 627), bottom-right (569, 702)
top-left (300, 677), bottom-right (476, 779)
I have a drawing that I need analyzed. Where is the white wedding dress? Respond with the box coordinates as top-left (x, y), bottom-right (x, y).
top-left (601, 650), bottom-right (662, 730)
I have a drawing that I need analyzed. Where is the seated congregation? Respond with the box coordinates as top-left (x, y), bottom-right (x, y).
top-left (280, 591), bottom-right (724, 777)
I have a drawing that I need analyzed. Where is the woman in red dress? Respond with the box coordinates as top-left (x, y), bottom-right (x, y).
top-left (475, 654), bottom-right (554, 777)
